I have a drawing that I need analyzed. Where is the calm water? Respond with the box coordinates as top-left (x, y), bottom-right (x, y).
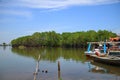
top-left (0, 46), bottom-right (120, 80)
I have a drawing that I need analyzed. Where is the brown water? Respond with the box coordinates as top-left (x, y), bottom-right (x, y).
top-left (0, 46), bottom-right (120, 80)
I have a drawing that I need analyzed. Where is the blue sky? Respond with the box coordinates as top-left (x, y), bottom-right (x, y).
top-left (0, 0), bottom-right (120, 44)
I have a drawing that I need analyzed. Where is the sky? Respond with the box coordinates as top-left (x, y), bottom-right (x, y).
top-left (0, 0), bottom-right (120, 44)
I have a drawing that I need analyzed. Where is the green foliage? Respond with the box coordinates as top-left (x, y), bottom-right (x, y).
top-left (11, 30), bottom-right (117, 48)
top-left (97, 30), bottom-right (116, 41)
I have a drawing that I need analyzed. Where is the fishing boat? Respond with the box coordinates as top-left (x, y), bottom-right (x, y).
top-left (85, 42), bottom-right (120, 66)
top-left (85, 37), bottom-right (120, 66)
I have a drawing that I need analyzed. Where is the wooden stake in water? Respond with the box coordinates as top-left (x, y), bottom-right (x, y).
top-left (58, 61), bottom-right (61, 80)
top-left (33, 54), bottom-right (41, 80)
top-left (58, 61), bottom-right (60, 71)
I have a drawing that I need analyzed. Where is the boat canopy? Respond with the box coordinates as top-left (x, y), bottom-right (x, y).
top-left (87, 42), bottom-right (120, 44)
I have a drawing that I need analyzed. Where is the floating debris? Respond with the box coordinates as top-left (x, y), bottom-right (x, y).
top-left (45, 69), bottom-right (48, 73)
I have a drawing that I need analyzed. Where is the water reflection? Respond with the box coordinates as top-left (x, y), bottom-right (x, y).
top-left (12, 48), bottom-right (120, 77)
top-left (0, 46), bottom-right (7, 50)
top-left (3, 46), bottom-right (6, 50)
top-left (11, 47), bottom-right (86, 62)
top-left (87, 60), bottom-right (120, 77)
top-left (0, 47), bottom-right (120, 80)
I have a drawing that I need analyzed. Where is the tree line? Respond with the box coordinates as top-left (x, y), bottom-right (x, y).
top-left (11, 30), bottom-right (117, 48)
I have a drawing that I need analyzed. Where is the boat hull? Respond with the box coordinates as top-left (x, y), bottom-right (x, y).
top-left (90, 55), bottom-right (120, 66)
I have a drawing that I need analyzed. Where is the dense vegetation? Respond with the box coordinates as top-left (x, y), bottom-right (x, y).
top-left (11, 30), bottom-right (117, 48)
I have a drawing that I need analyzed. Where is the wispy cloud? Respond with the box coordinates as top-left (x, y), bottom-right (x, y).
top-left (0, 0), bottom-right (120, 9)
top-left (18, 0), bottom-right (120, 9)
top-left (0, 0), bottom-right (119, 18)
top-left (0, 9), bottom-right (32, 18)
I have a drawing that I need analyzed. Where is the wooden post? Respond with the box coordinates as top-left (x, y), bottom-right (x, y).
top-left (58, 71), bottom-right (61, 80)
top-left (58, 61), bottom-right (60, 71)
top-left (33, 54), bottom-right (41, 80)
top-left (58, 61), bottom-right (61, 80)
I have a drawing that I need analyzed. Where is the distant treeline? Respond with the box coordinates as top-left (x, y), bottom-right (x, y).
top-left (0, 43), bottom-right (10, 46)
top-left (11, 30), bottom-right (117, 48)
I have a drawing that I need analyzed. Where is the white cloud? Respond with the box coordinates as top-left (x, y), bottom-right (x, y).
top-left (21, 0), bottom-right (120, 9)
top-left (0, 0), bottom-right (119, 18)
top-left (0, 9), bottom-right (32, 18)
top-left (0, 0), bottom-right (120, 9)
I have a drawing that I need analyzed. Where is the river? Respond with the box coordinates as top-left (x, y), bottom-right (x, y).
top-left (0, 46), bottom-right (120, 80)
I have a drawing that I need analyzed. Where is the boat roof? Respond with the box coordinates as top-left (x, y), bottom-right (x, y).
top-left (87, 42), bottom-right (120, 44)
